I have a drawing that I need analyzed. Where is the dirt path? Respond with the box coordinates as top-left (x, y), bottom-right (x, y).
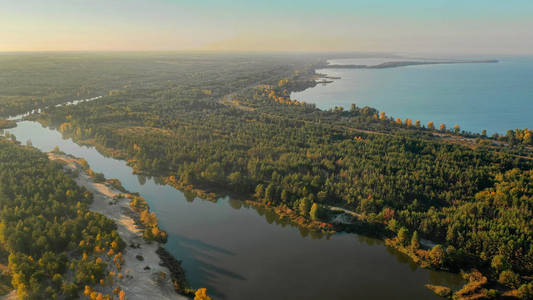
top-left (48, 153), bottom-right (188, 300)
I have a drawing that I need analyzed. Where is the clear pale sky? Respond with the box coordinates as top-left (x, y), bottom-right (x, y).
top-left (1, 0), bottom-right (532, 54)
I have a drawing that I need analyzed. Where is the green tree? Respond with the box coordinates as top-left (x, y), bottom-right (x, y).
top-left (498, 270), bottom-right (520, 289)
top-left (299, 197), bottom-right (311, 217)
top-left (410, 231), bottom-right (420, 251)
top-left (309, 203), bottom-right (320, 221)
top-left (386, 219), bottom-right (398, 233)
top-left (397, 227), bottom-right (409, 246)
top-left (517, 283), bottom-right (533, 299)
top-left (264, 183), bottom-right (276, 204)
top-left (524, 130), bottom-right (532, 145)
top-left (445, 246), bottom-right (457, 265)
top-left (228, 171), bottom-right (242, 187)
top-left (254, 184), bottom-right (264, 200)
top-left (430, 245), bottom-right (445, 266)
top-left (280, 189), bottom-right (289, 203)
top-left (491, 255), bottom-right (509, 272)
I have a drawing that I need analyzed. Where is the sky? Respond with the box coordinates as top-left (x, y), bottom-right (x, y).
top-left (1, 0), bottom-right (533, 54)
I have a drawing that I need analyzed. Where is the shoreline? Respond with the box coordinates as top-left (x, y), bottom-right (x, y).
top-left (24, 67), bottom-right (529, 299)
top-left (322, 59), bottom-right (499, 69)
top-left (48, 152), bottom-right (190, 300)
top-left (163, 176), bottom-right (337, 234)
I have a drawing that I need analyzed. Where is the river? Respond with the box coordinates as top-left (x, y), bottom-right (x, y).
top-left (5, 117), bottom-right (463, 299)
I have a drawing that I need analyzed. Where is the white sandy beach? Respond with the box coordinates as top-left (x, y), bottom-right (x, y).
top-left (48, 153), bottom-right (188, 300)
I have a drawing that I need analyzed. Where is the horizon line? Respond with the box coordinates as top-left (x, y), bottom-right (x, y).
top-left (0, 49), bottom-right (530, 57)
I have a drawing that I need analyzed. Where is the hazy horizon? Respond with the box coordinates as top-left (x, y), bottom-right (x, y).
top-left (1, 0), bottom-right (533, 55)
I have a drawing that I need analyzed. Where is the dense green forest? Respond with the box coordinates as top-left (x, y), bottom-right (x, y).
top-left (0, 138), bottom-right (126, 299)
top-left (0, 52), bottom-right (319, 117)
top-left (1, 53), bottom-right (532, 298)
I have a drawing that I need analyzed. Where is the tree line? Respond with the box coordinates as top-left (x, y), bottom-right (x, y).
top-left (0, 138), bottom-right (126, 299)
top-left (28, 54), bottom-right (532, 297)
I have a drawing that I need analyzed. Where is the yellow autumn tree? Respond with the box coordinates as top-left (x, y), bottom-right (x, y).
top-left (140, 209), bottom-right (158, 227)
top-left (84, 285), bottom-right (92, 296)
top-left (111, 241), bottom-right (119, 251)
top-left (453, 124), bottom-right (460, 134)
top-left (194, 288), bottom-right (212, 300)
top-left (152, 226), bottom-right (160, 238)
top-left (524, 130), bottom-right (532, 145)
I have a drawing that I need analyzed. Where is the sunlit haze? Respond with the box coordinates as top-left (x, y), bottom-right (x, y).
top-left (0, 1), bottom-right (532, 300)
top-left (1, 0), bottom-right (533, 54)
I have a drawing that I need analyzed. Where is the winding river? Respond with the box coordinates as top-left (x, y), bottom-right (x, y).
top-left (5, 108), bottom-right (463, 299)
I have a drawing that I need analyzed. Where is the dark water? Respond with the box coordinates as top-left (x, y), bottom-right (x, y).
top-left (292, 56), bottom-right (533, 135)
top-left (6, 121), bottom-right (463, 299)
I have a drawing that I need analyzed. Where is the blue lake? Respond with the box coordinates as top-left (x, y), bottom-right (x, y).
top-left (292, 56), bottom-right (533, 135)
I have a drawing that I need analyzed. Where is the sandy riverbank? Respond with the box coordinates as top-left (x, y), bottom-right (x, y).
top-left (0, 291), bottom-right (16, 300)
top-left (48, 153), bottom-right (188, 300)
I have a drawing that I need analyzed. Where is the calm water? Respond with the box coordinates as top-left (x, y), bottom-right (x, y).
top-left (292, 56), bottom-right (533, 135)
top-left (6, 121), bottom-right (463, 299)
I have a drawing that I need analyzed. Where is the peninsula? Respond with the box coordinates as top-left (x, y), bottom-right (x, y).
top-left (323, 59), bottom-right (499, 69)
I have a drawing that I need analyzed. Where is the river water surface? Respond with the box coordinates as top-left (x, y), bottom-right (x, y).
top-left (6, 119), bottom-right (463, 299)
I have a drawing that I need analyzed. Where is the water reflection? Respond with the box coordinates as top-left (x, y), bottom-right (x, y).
top-left (184, 191), bottom-right (196, 203)
top-left (137, 174), bottom-right (147, 185)
top-left (169, 235), bottom-right (245, 299)
top-left (5, 119), bottom-right (464, 300)
top-left (429, 269), bottom-right (464, 287)
top-left (222, 199), bottom-right (330, 240)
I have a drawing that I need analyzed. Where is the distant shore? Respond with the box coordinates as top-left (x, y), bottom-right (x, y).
top-left (323, 59), bottom-right (499, 69)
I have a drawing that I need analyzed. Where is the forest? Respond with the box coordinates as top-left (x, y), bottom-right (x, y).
top-left (0, 52), bottom-right (320, 118)
top-left (0, 138), bottom-right (127, 299)
top-left (1, 53), bottom-right (532, 298)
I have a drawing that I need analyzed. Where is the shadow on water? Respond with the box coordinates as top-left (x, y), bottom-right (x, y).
top-left (194, 261), bottom-right (247, 299)
top-left (173, 234), bottom-right (235, 257)
top-left (167, 234), bottom-right (245, 299)
top-left (5, 120), bottom-right (466, 300)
